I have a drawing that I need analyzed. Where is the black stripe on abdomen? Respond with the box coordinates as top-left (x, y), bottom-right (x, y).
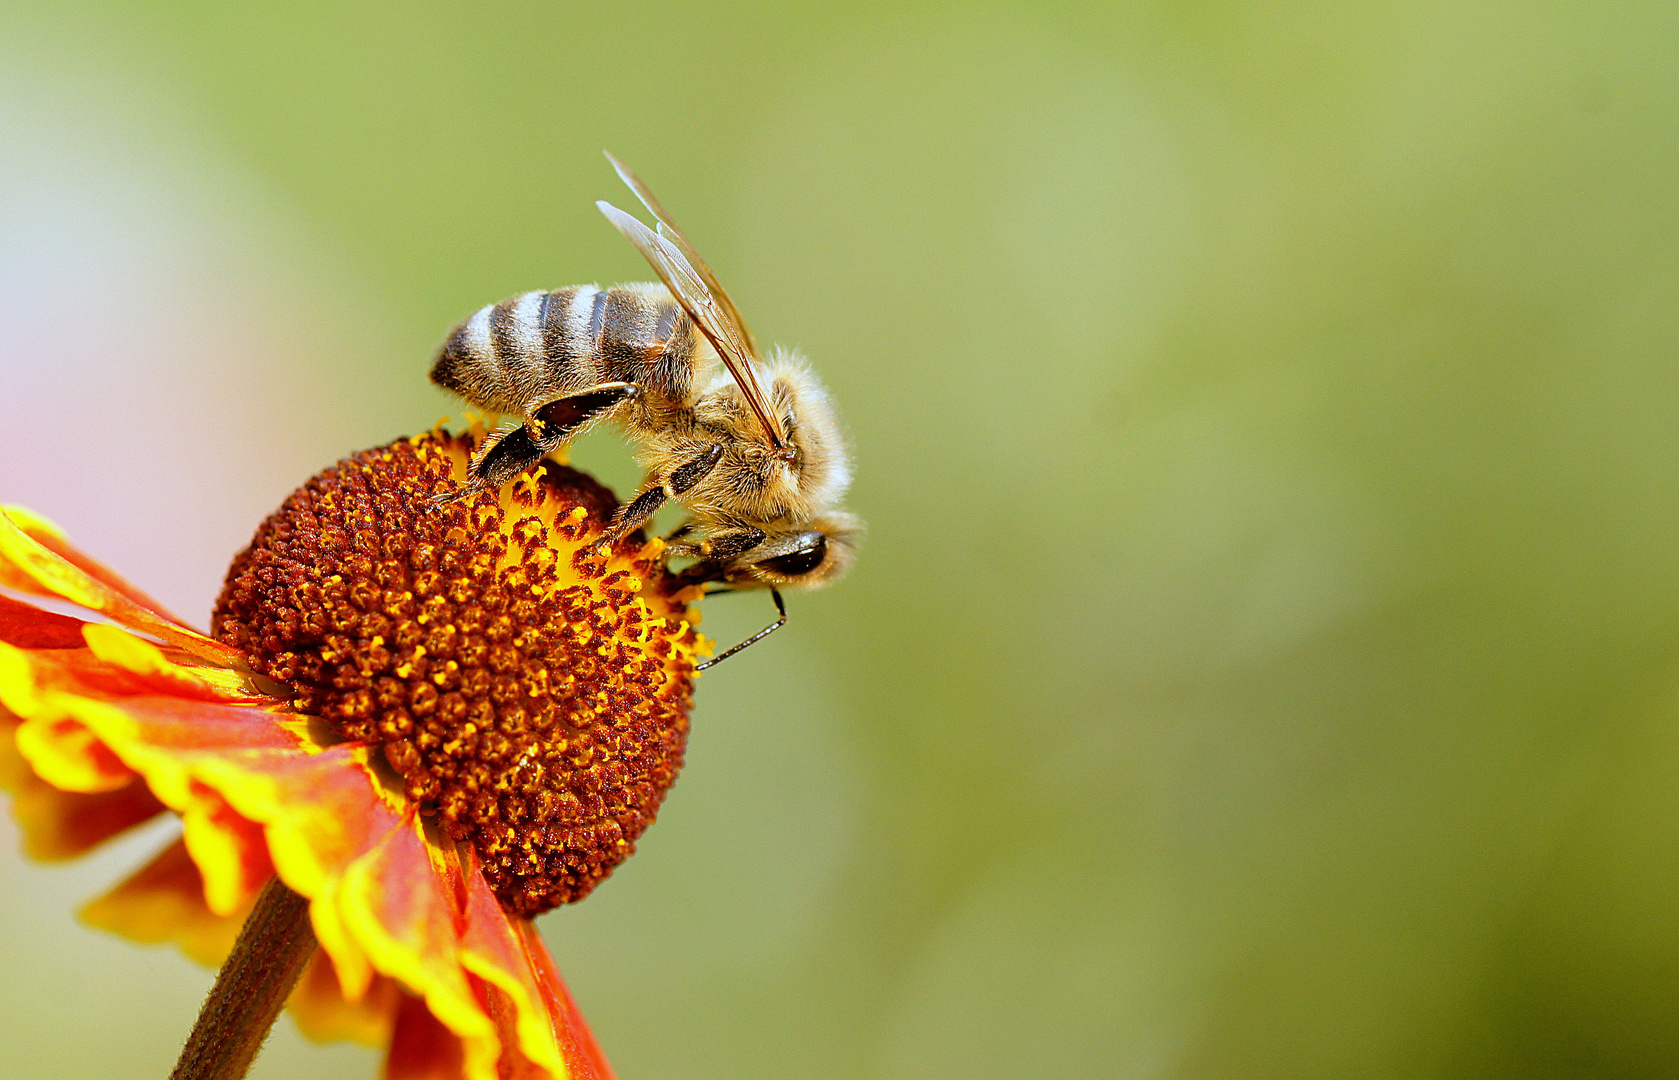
top-left (540, 287), bottom-right (577, 375)
top-left (488, 296), bottom-right (521, 369)
top-left (599, 288), bottom-right (660, 379)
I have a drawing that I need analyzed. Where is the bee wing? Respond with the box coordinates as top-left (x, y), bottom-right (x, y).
top-left (596, 198), bottom-right (785, 448)
top-left (603, 151), bottom-right (763, 361)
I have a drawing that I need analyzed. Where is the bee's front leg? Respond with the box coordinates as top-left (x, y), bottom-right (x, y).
top-left (698, 527), bottom-right (768, 563)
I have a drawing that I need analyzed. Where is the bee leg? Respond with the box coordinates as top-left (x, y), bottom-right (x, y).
top-left (661, 521), bottom-right (703, 558)
top-left (531, 382), bottom-right (638, 435)
top-left (666, 526), bottom-right (767, 581)
top-left (442, 383), bottom-right (639, 504)
top-left (696, 589), bottom-right (787, 672)
top-left (440, 424), bottom-right (550, 504)
top-left (702, 526), bottom-right (768, 562)
top-left (601, 443), bottom-right (725, 545)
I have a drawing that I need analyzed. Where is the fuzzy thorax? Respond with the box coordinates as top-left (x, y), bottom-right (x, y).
top-left (645, 348), bottom-right (854, 526)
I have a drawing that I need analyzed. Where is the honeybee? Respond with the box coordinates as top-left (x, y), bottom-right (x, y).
top-left (430, 153), bottom-right (861, 666)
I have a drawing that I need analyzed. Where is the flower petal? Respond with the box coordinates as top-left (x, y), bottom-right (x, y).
top-left (338, 812), bottom-right (501, 1080)
top-left (191, 741), bottom-right (405, 999)
top-left (385, 992), bottom-right (468, 1080)
top-left (75, 818), bottom-right (406, 1052)
top-left (79, 837), bottom-right (246, 967)
top-left (0, 506), bottom-right (183, 616)
top-left (517, 921), bottom-right (617, 1080)
top-left (12, 709), bottom-right (136, 793)
top-left (455, 852), bottom-right (564, 1079)
top-left (0, 593), bottom-right (88, 649)
top-left (9, 772), bottom-right (165, 861)
top-left (0, 643), bottom-right (300, 913)
top-left (16, 680), bottom-right (513, 1072)
top-left (80, 624), bottom-right (270, 703)
top-left (2, 698), bottom-right (164, 858)
top-left (180, 784), bottom-right (276, 915)
top-left (0, 506), bottom-right (239, 665)
top-left (0, 634), bottom-right (262, 716)
top-left (479, 985), bottom-right (559, 1080)
top-left (289, 954), bottom-right (401, 1048)
top-left (10, 685), bottom-right (298, 800)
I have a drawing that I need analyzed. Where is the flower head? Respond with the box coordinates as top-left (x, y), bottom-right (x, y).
top-left (0, 427), bottom-right (706, 1079)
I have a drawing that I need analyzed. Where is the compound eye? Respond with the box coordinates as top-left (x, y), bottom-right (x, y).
top-left (757, 534), bottom-right (827, 579)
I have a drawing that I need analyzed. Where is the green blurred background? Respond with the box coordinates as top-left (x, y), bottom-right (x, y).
top-left (3, 1), bottom-right (1678, 1077)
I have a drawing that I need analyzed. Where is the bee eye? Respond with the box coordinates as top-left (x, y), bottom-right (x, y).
top-left (758, 534), bottom-right (827, 578)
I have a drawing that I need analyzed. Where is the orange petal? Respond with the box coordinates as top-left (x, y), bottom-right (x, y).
top-left (59, 742), bottom-right (405, 1048)
top-left (0, 506), bottom-right (186, 618)
top-left (289, 954), bottom-right (402, 1048)
top-left (180, 782), bottom-right (276, 915)
top-left (0, 703), bottom-right (26, 788)
top-left (385, 992), bottom-right (468, 1080)
top-left (0, 634), bottom-right (269, 716)
top-left (338, 813), bottom-right (501, 1080)
top-left (8, 770), bottom-right (165, 861)
top-left (455, 855), bottom-right (563, 1078)
top-left (13, 710), bottom-right (136, 793)
top-left (2, 635), bottom-right (270, 794)
top-left (453, 844), bottom-right (619, 1080)
top-left (8, 687), bottom-right (298, 804)
top-left (479, 983), bottom-right (561, 1080)
top-left (2, 697), bottom-right (163, 858)
top-left (517, 920), bottom-right (617, 1080)
top-left (79, 837), bottom-right (247, 967)
top-left (35, 687), bottom-right (302, 764)
top-left (4, 619), bottom-right (401, 996)
top-left (0, 593), bottom-right (88, 649)
top-left (190, 742), bottom-right (404, 998)
top-left (0, 506), bottom-right (239, 666)
top-left (0, 645), bottom-right (299, 915)
top-left (80, 624), bottom-right (272, 703)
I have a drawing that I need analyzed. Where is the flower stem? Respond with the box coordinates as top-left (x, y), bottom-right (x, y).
top-left (170, 877), bottom-right (317, 1080)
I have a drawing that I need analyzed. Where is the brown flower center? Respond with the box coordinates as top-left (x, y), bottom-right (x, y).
top-left (211, 429), bottom-right (701, 915)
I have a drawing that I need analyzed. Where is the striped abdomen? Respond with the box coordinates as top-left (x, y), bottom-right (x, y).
top-left (430, 283), bottom-right (698, 416)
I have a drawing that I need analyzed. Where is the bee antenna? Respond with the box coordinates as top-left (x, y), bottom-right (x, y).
top-left (695, 589), bottom-right (786, 672)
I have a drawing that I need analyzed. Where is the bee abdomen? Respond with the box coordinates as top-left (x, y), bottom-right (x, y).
top-left (431, 290), bottom-right (551, 415)
top-left (430, 284), bottom-right (695, 415)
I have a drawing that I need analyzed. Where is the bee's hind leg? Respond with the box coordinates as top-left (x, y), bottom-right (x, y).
top-left (699, 527), bottom-right (768, 562)
top-left (531, 382), bottom-right (638, 435)
top-left (440, 383), bottom-right (639, 504)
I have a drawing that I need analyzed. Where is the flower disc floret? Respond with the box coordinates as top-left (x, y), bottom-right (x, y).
top-left (212, 430), bottom-right (701, 915)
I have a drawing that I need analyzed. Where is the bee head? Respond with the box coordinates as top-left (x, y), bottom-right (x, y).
top-left (737, 512), bottom-right (864, 590)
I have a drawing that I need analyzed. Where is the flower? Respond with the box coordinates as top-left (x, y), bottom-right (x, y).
top-left (0, 428), bottom-right (706, 1079)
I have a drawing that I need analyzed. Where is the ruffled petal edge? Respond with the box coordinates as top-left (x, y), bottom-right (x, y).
top-left (2, 588), bottom-right (616, 1079)
top-left (0, 506), bottom-right (240, 666)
